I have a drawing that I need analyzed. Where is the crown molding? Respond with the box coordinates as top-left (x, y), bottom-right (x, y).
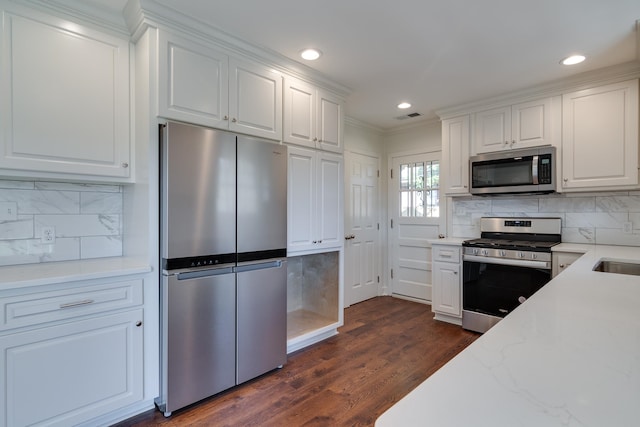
top-left (16, 0), bottom-right (130, 37)
top-left (436, 60), bottom-right (640, 119)
top-left (123, 0), bottom-right (351, 99)
top-left (345, 116), bottom-right (385, 135)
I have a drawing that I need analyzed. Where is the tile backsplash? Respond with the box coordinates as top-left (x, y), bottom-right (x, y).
top-left (0, 180), bottom-right (123, 266)
top-left (451, 191), bottom-right (640, 246)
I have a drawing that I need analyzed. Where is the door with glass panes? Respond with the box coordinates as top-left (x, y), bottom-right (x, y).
top-left (389, 152), bottom-right (444, 302)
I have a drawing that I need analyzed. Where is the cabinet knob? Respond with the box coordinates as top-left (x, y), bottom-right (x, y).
top-left (504, 141), bottom-right (509, 145)
top-left (463, 185), bottom-right (468, 188)
top-left (313, 137), bottom-right (318, 142)
top-left (563, 178), bottom-right (568, 182)
top-left (453, 271), bottom-right (458, 275)
top-left (136, 321), bottom-right (142, 327)
top-left (121, 162), bottom-right (129, 168)
top-left (559, 264), bottom-right (565, 268)
top-left (223, 115), bottom-right (229, 120)
top-left (232, 118), bottom-right (237, 123)
top-left (312, 240), bottom-right (317, 244)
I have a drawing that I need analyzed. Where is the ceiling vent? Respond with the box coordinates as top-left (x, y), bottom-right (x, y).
top-left (395, 112), bottom-right (422, 120)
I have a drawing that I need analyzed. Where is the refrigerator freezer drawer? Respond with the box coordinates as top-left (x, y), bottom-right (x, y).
top-left (164, 272), bottom-right (236, 414)
top-left (236, 260), bottom-right (287, 384)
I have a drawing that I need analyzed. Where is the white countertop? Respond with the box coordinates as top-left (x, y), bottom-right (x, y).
top-left (0, 257), bottom-right (152, 292)
top-left (376, 244), bottom-right (640, 427)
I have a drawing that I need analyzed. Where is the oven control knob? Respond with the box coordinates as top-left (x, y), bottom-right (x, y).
top-left (500, 250), bottom-right (506, 256)
top-left (473, 248), bottom-right (479, 255)
top-left (518, 252), bottom-right (525, 258)
top-left (531, 253), bottom-right (537, 260)
top-left (481, 249), bottom-right (488, 256)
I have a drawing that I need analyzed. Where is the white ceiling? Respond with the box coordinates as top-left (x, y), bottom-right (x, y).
top-left (60, 0), bottom-right (640, 129)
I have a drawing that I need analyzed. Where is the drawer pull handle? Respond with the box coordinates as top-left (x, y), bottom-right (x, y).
top-left (59, 299), bottom-right (95, 309)
top-left (440, 252), bottom-right (453, 258)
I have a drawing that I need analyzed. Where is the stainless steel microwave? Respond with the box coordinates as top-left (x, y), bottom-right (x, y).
top-left (469, 146), bottom-right (556, 195)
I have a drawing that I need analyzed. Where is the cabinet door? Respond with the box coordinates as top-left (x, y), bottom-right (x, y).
top-left (562, 79), bottom-right (639, 190)
top-left (315, 152), bottom-right (343, 250)
top-left (316, 89), bottom-right (343, 153)
top-left (0, 310), bottom-right (143, 427)
top-left (0, 7), bottom-right (130, 179)
top-left (552, 252), bottom-right (583, 278)
top-left (511, 97), bottom-right (552, 149)
top-left (283, 77), bottom-right (316, 147)
top-left (432, 261), bottom-right (461, 316)
top-left (473, 106), bottom-right (511, 153)
top-left (229, 58), bottom-right (282, 140)
top-left (287, 146), bottom-right (316, 252)
top-left (442, 115), bottom-right (470, 194)
top-left (158, 31), bottom-right (229, 129)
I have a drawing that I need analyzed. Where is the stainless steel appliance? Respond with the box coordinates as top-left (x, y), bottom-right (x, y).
top-left (156, 121), bottom-right (287, 417)
top-left (462, 217), bottom-right (561, 333)
top-left (469, 146), bottom-right (555, 195)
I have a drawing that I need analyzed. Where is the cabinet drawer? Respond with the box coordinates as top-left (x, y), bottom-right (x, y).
top-left (432, 245), bottom-right (461, 263)
top-left (0, 279), bottom-right (143, 331)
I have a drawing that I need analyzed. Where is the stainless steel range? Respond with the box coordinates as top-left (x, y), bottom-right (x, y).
top-left (462, 217), bottom-right (561, 333)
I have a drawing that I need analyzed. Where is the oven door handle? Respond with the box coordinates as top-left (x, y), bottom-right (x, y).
top-left (463, 254), bottom-right (550, 270)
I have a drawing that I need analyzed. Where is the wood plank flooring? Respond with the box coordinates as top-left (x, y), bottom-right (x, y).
top-left (115, 296), bottom-right (479, 427)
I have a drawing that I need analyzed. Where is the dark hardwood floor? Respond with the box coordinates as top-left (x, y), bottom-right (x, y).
top-left (115, 296), bottom-right (479, 427)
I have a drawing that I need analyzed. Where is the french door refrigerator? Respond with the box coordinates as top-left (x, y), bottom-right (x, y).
top-left (156, 121), bottom-right (287, 417)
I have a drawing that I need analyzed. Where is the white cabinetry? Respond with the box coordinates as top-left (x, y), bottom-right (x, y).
top-left (552, 251), bottom-right (584, 278)
top-left (0, 278), bottom-right (144, 427)
top-left (0, 4), bottom-right (131, 180)
top-left (287, 146), bottom-right (343, 254)
top-left (283, 77), bottom-right (344, 152)
top-left (561, 79), bottom-right (639, 191)
top-left (431, 243), bottom-right (462, 325)
top-left (473, 97), bottom-right (556, 154)
top-left (441, 115), bottom-right (470, 194)
top-left (159, 30), bottom-right (282, 141)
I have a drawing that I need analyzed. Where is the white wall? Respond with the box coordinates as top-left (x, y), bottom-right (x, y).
top-left (383, 119), bottom-right (441, 154)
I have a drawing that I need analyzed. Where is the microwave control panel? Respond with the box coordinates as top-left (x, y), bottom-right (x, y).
top-left (538, 155), bottom-right (552, 184)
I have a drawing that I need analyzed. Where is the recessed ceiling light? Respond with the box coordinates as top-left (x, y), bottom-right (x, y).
top-left (561, 55), bottom-right (586, 65)
top-left (398, 102), bottom-right (411, 109)
top-left (300, 48), bottom-right (321, 61)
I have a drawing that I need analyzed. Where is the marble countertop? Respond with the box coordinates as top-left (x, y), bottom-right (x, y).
top-left (376, 244), bottom-right (640, 427)
top-left (0, 257), bottom-right (152, 292)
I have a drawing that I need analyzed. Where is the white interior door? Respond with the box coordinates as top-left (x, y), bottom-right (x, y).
top-left (344, 151), bottom-right (380, 306)
top-left (389, 152), bottom-right (444, 303)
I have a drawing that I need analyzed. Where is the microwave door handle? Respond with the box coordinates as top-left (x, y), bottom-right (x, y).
top-left (532, 155), bottom-right (539, 185)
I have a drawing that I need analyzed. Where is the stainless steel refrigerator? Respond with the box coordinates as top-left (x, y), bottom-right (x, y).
top-left (156, 121), bottom-right (287, 417)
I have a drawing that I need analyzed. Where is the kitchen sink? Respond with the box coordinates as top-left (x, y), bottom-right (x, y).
top-left (593, 260), bottom-right (640, 276)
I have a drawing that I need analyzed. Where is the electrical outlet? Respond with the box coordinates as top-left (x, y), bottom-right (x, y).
top-left (623, 222), bottom-right (633, 234)
top-left (0, 202), bottom-right (17, 221)
top-left (41, 226), bottom-right (55, 243)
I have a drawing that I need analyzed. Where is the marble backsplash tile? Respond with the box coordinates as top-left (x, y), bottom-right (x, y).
top-left (0, 180), bottom-right (123, 266)
top-left (451, 191), bottom-right (640, 246)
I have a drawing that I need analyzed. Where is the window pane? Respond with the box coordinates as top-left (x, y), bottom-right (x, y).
top-left (414, 163), bottom-right (424, 189)
top-left (400, 164), bottom-right (410, 190)
top-left (400, 191), bottom-right (411, 217)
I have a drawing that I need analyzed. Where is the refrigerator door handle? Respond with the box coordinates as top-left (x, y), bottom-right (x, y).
top-left (176, 266), bottom-right (234, 280)
top-left (234, 260), bottom-right (283, 273)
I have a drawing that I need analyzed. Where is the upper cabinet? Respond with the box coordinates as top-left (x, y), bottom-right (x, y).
top-left (284, 77), bottom-right (344, 152)
top-left (561, 79), bottom-right (639, 191)
top-left (287, 146), bottom-right (343, 254)
top-left (0, 4), bottom-right (131, 181)
top-left (441, 115), bottom-right (470, 195)
top-left (158, 30), bottom-right (282, 141)
top-left (472, 96), bottom-right (557, 154)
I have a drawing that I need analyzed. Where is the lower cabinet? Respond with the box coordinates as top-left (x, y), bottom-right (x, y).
top-left (0, 278), bottom-right (144, 427)
top-left (552, 251), bottom-right (584, 278)
top-left (431, 244), bottom-right (462, 325)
